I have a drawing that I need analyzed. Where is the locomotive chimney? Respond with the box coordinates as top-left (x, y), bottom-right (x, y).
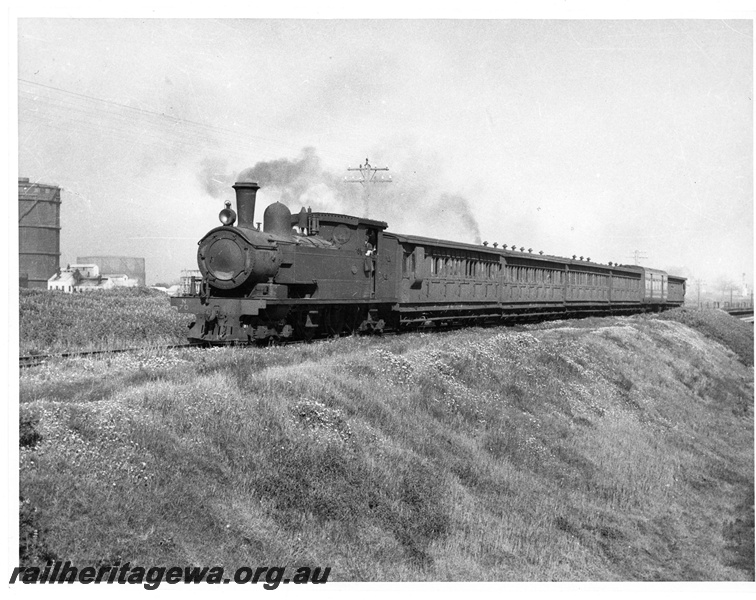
top-left (232, 180), bottom-right (260, 229)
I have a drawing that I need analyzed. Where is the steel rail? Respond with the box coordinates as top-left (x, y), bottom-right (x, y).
top-left (19, 344), bottom-right (194, 369)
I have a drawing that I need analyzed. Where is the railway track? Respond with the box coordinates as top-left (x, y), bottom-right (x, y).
top-left (10, 313), bottom-right (666, 368)
top-left (18, 335), bottom-right (350, 368)
top-left (20, 308), bottom-right (753, 369)
top-left (17, 326), bottom-right (429, 369)
top-left (19, 344), bottom-right (193, 369)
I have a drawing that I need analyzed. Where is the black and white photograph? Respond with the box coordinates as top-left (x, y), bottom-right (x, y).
top-left (8, 2), bottom-right (754, 592)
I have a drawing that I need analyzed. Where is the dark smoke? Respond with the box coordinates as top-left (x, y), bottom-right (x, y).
top-left (436, 194), bottom-right (482, 245)
top-left (236, 147), bottom-right (343, 204)
top-left (197, 147), bottom-right (483, 245)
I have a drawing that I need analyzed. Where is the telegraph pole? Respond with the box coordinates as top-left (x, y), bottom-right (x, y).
top-left (627, 250), bottom-right (648, 265)
top-left (345, 157), bottom-right (391, 217)
top-left (694, 278), bottom-right (705, 308)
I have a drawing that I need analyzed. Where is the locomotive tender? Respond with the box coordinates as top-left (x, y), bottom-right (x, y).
top-left (171, 174), bottom-right (686, 344)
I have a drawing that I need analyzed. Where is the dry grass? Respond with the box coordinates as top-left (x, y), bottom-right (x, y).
top-left (18, 309), bottom-right (753, 580)
top-left (656, 306), bottom-right (754, 366)
top-left (19, 288), bottom-right (191, 355)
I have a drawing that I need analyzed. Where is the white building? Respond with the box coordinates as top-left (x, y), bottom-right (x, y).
top-left (47, 264), bottom-right (138, 293)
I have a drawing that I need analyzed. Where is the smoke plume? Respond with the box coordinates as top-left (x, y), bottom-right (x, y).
top-left (197, 147), bottom-right (483, 245)
top-left (437, 194), bottom-right (482, 245)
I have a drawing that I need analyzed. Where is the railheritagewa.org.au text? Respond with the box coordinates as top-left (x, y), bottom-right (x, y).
top-left (10, 562), bottom-right (331, 590)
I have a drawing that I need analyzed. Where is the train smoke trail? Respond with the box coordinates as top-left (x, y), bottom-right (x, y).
top-left (236, 147), bottom-right (343, 205)
top-left (437, 194), bottom-right (482, 245)
top-left (197, 147), bottom-right (483, 245)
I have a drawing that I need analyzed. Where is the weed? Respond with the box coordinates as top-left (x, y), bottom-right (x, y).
top-left (19, 416), bottom-right (42, 449)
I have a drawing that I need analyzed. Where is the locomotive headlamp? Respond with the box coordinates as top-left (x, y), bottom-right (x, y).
top-left (219, 201), bottom-right (237, 226)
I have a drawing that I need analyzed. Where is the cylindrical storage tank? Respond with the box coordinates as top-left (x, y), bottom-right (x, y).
top-left (19, 178), bottom-right (61, 289)
top-left (77, 256), bottom-right (146, 286)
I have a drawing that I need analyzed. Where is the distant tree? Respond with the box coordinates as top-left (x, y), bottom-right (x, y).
top-left (152, 282), bottom-right (171, 288)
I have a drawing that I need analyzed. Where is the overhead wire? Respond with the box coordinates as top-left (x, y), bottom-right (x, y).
top-left (19, 89), bottom-right (252, 155)
top-left (18, 77), bottom-right (427, 189)
top-left (19, 78), bottom-right (355, 165)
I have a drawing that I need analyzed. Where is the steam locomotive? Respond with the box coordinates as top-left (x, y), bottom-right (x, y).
top-left (171, 173), bottom-right (686, 344)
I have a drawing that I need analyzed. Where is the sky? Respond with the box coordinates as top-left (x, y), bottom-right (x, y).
top-left (13, 13), bottom-right (754, 293)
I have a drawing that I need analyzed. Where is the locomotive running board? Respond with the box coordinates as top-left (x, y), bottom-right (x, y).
top-left (171, 296), bottom-right (267, 316)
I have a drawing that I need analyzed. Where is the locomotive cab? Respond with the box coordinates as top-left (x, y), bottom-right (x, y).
top-left (274, 212), bottom-right (388, 301)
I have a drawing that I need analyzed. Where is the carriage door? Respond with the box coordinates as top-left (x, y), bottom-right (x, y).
top-left (377, 233), bottom-right (400, 301)
top-left (363, 229), bottom-right (378, 298)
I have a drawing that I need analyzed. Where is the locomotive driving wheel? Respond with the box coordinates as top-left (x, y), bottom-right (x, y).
top-left (267, 335), bottom-right (284, 347)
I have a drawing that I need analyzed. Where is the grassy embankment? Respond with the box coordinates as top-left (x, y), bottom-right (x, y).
top-left (18, 304), bottom-right (754, 580)
top-left (19, 288), bottom-right (191, 355)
